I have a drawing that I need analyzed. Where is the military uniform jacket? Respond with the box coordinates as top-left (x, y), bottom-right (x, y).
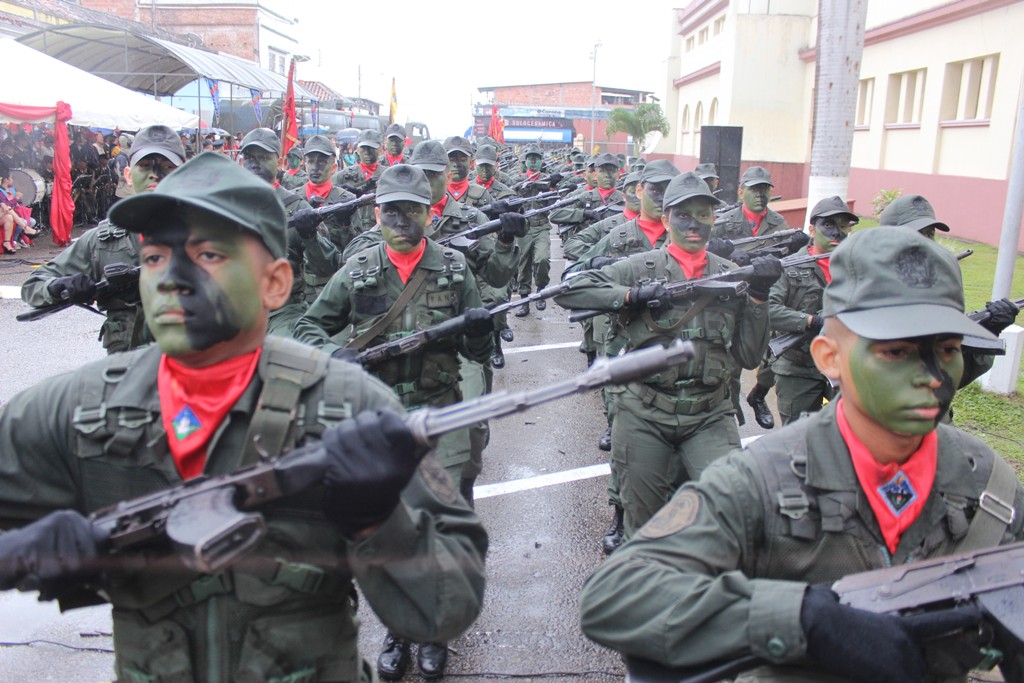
top-left (331, 164), bottom-right (383, 232)
top-left (579, 400), bottom-right (1024, 679)
top-left (0, 336), bottom-right (487, 683)
top-left (711, 206), bottom-right (790, 247)
top-left (768, 245), bottom-right (827, 379)
top-left (562, 210), bottom-right (629, 262)
top-left (279, 168), bottom-right (308, 191)
top-left (275, 184), bottom-right (314, 305)
top-left (555, 247), bottom-right (769, 420)
top-left (475, 178), bottom-right (517, 201)
top-left (564, 217), bottom-right (666, 276)
top-left (21, 221), bottom-right (150, 353)
top-left (302, 184), bottom-right (361, 289)
top-left (294, 240), bottom-right (493, 409)
top-left (548, 187), bottom-right (624, 229)
top-left (452, 183), bottom-right (496, 210)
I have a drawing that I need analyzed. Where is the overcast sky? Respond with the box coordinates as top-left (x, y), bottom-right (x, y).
top-left (278, 0), bottom-right (681, 138)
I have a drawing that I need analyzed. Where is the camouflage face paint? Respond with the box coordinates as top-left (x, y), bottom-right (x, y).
top-left (813, 216), bottom-right (854, 251)
top-left (241, 147), bottom-right (278, 184)
top-left (524, 155), bottom-right (543, 172)
top-left (358, 145), bottom-right (379, 165)
top-left (304, 153), bottom-right (334, 184)
top-left (448, 152), bottom-right (471, 181)
top-left (422, 169), bottom-right (448, 204)
top-left (378, 200), bottom-right (427, 253)
top-left (624, 183), bottom-right (641, 213)
top-left (742, 183), bottom-right (771, 213)
top-left (130, 154), bottom-right (178, 194)
top-left (595, 164), bottom-right (618, 190)
top-left (640, 181), bottom-right (668, 219)
top-left (475, 163), bottom-right (495, 182)
top-left (385, 137), bottom-right (404, 157)
top-left (665, 199), bottom-right (714, 253)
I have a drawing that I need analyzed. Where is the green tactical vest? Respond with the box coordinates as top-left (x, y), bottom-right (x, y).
top-left (91, 222), bottom-right (151, 353)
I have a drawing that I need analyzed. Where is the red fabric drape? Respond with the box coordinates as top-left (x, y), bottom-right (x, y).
top-left (280, 60), bottom-right (298, 160)
top-left (0, 101), bottom-right (74, 246)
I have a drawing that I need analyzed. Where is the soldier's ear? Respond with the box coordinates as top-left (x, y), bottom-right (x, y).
top-left (261, 256), bottom-right (293, 310)
top-left (811, 333), bottom-right (842, 381)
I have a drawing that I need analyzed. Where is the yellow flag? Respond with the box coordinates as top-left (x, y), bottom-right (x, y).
top-left (389, 78), bottom-right (398, 126)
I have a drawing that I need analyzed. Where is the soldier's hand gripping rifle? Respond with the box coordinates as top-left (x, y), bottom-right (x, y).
top-left (554, 202), bottom-right (627, 237)
top-left (477, 189), bottom-right (567, 219)
top-left (288, 194), bottom-right (376, 238)
top-left (436, 193), bottom-right (581, 248)
top-left (73, 342), bottom-right (693, 577)
top-left (624, 542), bottom-right (1024, 683)
top-left (511, 172), bottom-right (565, 193)
top-left (17, 263), bottom-right (141, 322)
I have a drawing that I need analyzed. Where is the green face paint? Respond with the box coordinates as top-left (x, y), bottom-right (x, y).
top-left (665, 199), bottom-right (715, 253)
top-left (384, 137), bottom-right (404, 157)
top-left (304, 153), bottom-right (335, 184)
top-left (847, 335), bottom-right (964, 435)
top-left (624, 183), bottom-right (640, 213)
top-left (422, 169), bottom-right (447, 204)
top-left (742, 183), bottom-right (771, 213)
top-left (140, 210), bottom-right (264, 358)
top-left (448, 152), bottom-right (471, 181)
top-left (130, 154), bottom-right (178, 194)
top-left (640, 181), bottom-right (668, 220)
top-left (476, 163), bottom-right (495, 182)
top-left (524, 155), bottom-right (543, 172)
top-left (813, 216), bottom-right (854, 252)
top-left (358, 145), bottom-right (379, 165)
top-left (241, 147), bottom-right (279, 185)
top-left (595, 164), bottom-right (618, 190)
top-left (287, 154), bottom-right (302, 170)
top-left (379, 201), bottom-right (427, 253)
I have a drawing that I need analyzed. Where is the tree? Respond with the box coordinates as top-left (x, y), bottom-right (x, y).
top-left (605, 103), bottom-right (670, 155)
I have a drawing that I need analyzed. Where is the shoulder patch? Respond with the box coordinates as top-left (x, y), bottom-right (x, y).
top-left (418, 454), bottom-right (458, 504)
top-left (639, 490), bottom-right (702, 539)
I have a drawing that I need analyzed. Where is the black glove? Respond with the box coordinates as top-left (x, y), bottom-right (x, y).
top-left (589, 256), bottom-right (618, 269)
top-left (482, 199), bottom-right (512, 219)
top-left (746, 256), bottom-right (783, 300)
top-left (321, 409), bottom-right (427, 536)
top-left (463, 307), bottom-right (494, 337)
top-left (497, 212), bottom-right (528, 242)
top-left (729, 249), bottom-right (752, 267)
top-left (582, 209), bottom-right (602, 222)
top-left (289, 208), bottom-right (321, 239)
top-left (330, 347), bottom-right (361, 364)
top-left (47, 273), bottom-right (97, 304)
top-left (545, 173), bottom-right (564, 187)
top-left (981, 298), bottom-right (1019, 336)
top-left (801, 585), bottom-right (983, 683)
top-left (786, 230), bottom-right (811, 254)
top-left (808, 314), bottom-right (824, 334)
top-left (706, 237), bottom-right (735, 258)
top-left (627, 282), bottom-right (668, 310)
top-left (0, 510), bottom-right (107, 600)
top-left (308, 195), bottom-right (326, 208)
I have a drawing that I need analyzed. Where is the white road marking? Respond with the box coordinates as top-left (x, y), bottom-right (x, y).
top-left (475, 435), bottom-right (763, 499)
top-left (0, 285), bottom-right (21, 299)
top-left (504, 341), bottom-right (580, 355)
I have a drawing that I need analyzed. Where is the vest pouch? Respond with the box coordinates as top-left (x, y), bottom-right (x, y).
top-left (112, 608), bottom-right (195, 683)
top-left (234, 601), bottom-right (359, 683)
top-left (700, 346), bottom-right (731, 388)
top-left (417, 353), bottom-right (461, 393)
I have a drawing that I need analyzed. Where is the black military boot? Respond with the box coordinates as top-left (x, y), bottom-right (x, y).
top-left (417, 642), bottom-right (449, 680)
top-left (535, 298), bottom-right (547, 311)
top-left (459, 477), bottom-right (475, 509)
top-left (602, 506), bottom-right (624, 555)
top-left (586, 350), bottom-right (597, 367)
top-left (491, 332), bottom-right (505, 370)
top-left (746, 384), bottom-right (775, 429)
top-left (514, 301), bottom-right (530, 317)
top-left (377, 633), bottom-right (410, 681)
top-left (500, 327), bottom-right (514, 342)
top-left (598, 426), bottom-right (612, 452)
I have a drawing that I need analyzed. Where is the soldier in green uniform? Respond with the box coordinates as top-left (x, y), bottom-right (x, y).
top-left (473, 144), bottom-right (517, 200)
top-left (580, 226), bottom-right (1023, 683)
top-left (556, 172), bottom-right (778, 537)
top-left (331, 129), bottom-right (383, 231)
top-left (298, 135), bottom-right (361, 302)
top-left (445, 135), bottom-right (495, 209)
top-left (549, 152), bottom-right (624, 243)
top-left (238, 127), bottom-right (316, 336)
top-left (382, 123), bottom-right (408, 167)
top-left (0, 152), bottom-right (487, 683)
top-left (512, 144), bottom-right (558, 317)
top-left (279, 145), bottom-right (307, 191)
top-left (21, 125), bottom-right (186, 353)
top-left (694, 162), bottom-right (719, 193)
top-left (769, 196), bottom-right (856, 424)
top-left (293, 163), bottom-right (494, 681)
top-left (562, 169), bottom-right (641, 263)
top-left (711, 165), bottom-right (792, 429)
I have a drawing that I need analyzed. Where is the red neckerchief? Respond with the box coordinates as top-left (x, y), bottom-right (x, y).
top-left (384, 153), bottom-right (403, 166)
top-left (666, 243), bottom-right (708, 280)
top-left (742, 204), bottom-right (767, 236)
top-left (272, 180), bottom-right (280, 189)
top-left (286, 168), bottom-right (301, 176)
top-left (808, 245), bottom-right (832, 283)
top-left (385, 240), bottom-right (427, 284)
top-left (477, 176), bottom-right (494, 190)
top-left (598, 187), bottom-right (616, 202)
top-left (637, 217), bottom-right (665, 247)
top-left (526, 171), bottom-right (541, 182)
top-left (359, 162), bottom-right (379, 179)
top-left (158, 349), bottom-right (261, 480)
top-left (306, 180), bottom-right (332, 200)
top-left (431, 194), bottom-right (448, 220)
top-left (623, 207), bottom-right (640, 221)
top-left (448, 178), bottom-right (470, 201)
top-left (837, 398), bottom-right (937, 554)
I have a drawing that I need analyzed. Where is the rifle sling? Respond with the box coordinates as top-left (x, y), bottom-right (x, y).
top-left (953, 455), bottom-right (1017, 553)
top-left (641, 292), bottom-right (716, 334)
top-left (344, 267), bottom-right (431, 351)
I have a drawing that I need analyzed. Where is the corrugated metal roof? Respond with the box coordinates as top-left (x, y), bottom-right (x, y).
top-left (17, 24), bottom-right (314, 99)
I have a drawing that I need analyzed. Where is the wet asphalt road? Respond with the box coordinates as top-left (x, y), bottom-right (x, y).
top-left (0, 232), bottom-right (773, 682)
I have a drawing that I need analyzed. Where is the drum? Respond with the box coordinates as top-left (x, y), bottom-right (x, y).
top-left (10, 168), bottom-right (45, 205)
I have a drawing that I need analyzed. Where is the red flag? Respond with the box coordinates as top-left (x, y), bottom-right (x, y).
top-left (281, 59), bottom-right (299, 160)
top-left (488, 104), bottom-right (505, 144)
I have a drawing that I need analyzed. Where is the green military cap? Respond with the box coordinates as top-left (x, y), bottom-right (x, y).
top-left (478, 135), bottom-right (499, 148)
top-left (240, 127), bottom-right (281, 155)
top-left (304, 134), bottom-right (336, 157)
top-left (593, 152), bottom-right (619, 168)
top-left (523, 144), bottom-right (542, 158)
top-left (623, 171), bottom-right (641, 187)
top-left (385, 123), bottom-right (407, 139)
top-left (823, 227), bottom-right (992, 340)
top-left (631, 157), bottom-right (648, 169)
top-left (740, 166), bottom-right (773, 187)
top-left (411, 139), bottom-right (450, 172)
top-left (694, 162), bottom-right (718, 180)
top-left (286, 145), bottom-right (303, 158)
top-left (640, 159), bottom-right (680, 184)
top-left (357, 129), bottom-right (382, 148)
top-left (109, 151), bottom-right (287, 259)
top-left (879, 194), bottom-right (950, 233)
top-left (572, 153), bottom-right (585, 164)
top-left (663, 171), bottom-right (723, 209)
top-left (810, 196), bottom-right (858, 224)
top-left (475, 144), bottom-right (499, 166)
top-left (376, 164), bottom-right (432, 205)
top-left (615, 153), bottom-right (626, 163)
top-left (444, 135), bottom-right (474, 157)
top-left (129, 124), bottom-right (186, 166)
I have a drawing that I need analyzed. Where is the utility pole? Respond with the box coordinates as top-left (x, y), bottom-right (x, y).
top-left (590, 41), bottom-right (602, 154)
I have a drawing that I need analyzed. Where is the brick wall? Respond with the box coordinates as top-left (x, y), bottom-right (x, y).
top-left (495, 83), bottom-right (599, 108)
top-left (80, 0), bottom-right (135, 17)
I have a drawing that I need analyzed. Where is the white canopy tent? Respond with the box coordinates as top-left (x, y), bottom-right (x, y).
top-left (0, 39), bottom-right (198, 129)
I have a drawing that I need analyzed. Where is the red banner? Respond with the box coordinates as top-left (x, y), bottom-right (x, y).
top-left (280, 59), bottom-right (299, 161)
top-left (488, 105), bottom-right (504, 144)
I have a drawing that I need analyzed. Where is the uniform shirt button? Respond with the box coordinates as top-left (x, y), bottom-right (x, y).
top-left (766, 637), bottom-right (787, 658)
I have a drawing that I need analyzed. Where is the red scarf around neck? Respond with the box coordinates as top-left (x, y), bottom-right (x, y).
top-left (667, 243), bottom-right (708, 280)
top-left (287, 168), bottom-right (301, 176)
top-left (385, 240), bottom-right (427, 284)
top-left (384, 153), bottom-right (403, 166)
top-left (359, 162), bottom-right (379, 179)
top-left (598, 187), bottom-right (616, 202)
top-left (448, 178), bottom-right (469, 201)
top-left (431, 194), bottom-right (448, 220)
top-left (158, 349), bottom-right (261, 480)
top-left (637, 217), bottom-right (665, 246)
top-left (623, 207), bottom-right (640, 221)
top-left (306, 180), bottom-right (332, 200)
top-left (526, 171), bottom-right (541, 182)
top-left (742, 204), bottom-right (767, 235)
top-left (808, 245), bottom-right (832, 283)
top-left (476, 176), bottom-right (494, 189)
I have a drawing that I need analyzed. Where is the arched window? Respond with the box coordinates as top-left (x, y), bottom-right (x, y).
top-left (681, 104), bottom-right (690, 132)
top-left (709, 98), bottom-right (718, 125)
top-left (693, 101), bottom-right (704, 155)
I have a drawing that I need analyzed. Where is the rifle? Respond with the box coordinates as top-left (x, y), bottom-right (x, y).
top-left (767, 249), bottom-right (975, 360)
top-left (288, 193), bottom-right (376, 228)
top-left (730, 228), bottom-right (802, 248)
top-left (624, 541), bottom-right (1024, 683)
top-left (89, 342), bottom-right (694, 575)
top-left (566, 252), bottom-right (831, 324)
top-left (962, 293), bottom-right (1024, 355)
top-left (714, 195), bottom-right (782, 215)
top-left (511, 173), bottom-right (564, 193)
top-left (16, 263), bottom-right (141, 322)
top-left (555, 203), bottom-right (626, 237)
top-left (356, 281), bottom-right (576, 367)
top-left (477, 189), bottom-right (565, 217)
top-left (436, 193), bottom-right (580, 247)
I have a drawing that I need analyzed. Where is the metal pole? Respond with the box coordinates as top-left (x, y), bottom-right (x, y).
top-left (589, 42), bottom-right (600, 154)
top-left (992, 74), bottom-right (1024, 300)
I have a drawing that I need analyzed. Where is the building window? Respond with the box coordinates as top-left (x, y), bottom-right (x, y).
top-left (856, 78), bottom-right (874, 128)
top-left (713, 16), bottom-right (725, 35)
top-left (693, 101), bottom-right (704, 155)
top-left (885, 68), bottom-right (926, 126)
top-left (698, 27), bottom-right (709, 45)
top-left (941, 54), bottom-right (998, 123)
top-left (708, 98), bottom-right (718, 125)
top-left (268, 48), bottom-right (286, 75)
top-left (685, 36), bottom-right (695, 52)
top-left (681, 105), bottom-right (690, 132)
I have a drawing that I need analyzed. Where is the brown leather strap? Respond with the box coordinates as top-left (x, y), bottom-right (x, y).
top-left (642, 293), bottom-right (715, 334)
top-left (345, 267), bottom-right (431, 351)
